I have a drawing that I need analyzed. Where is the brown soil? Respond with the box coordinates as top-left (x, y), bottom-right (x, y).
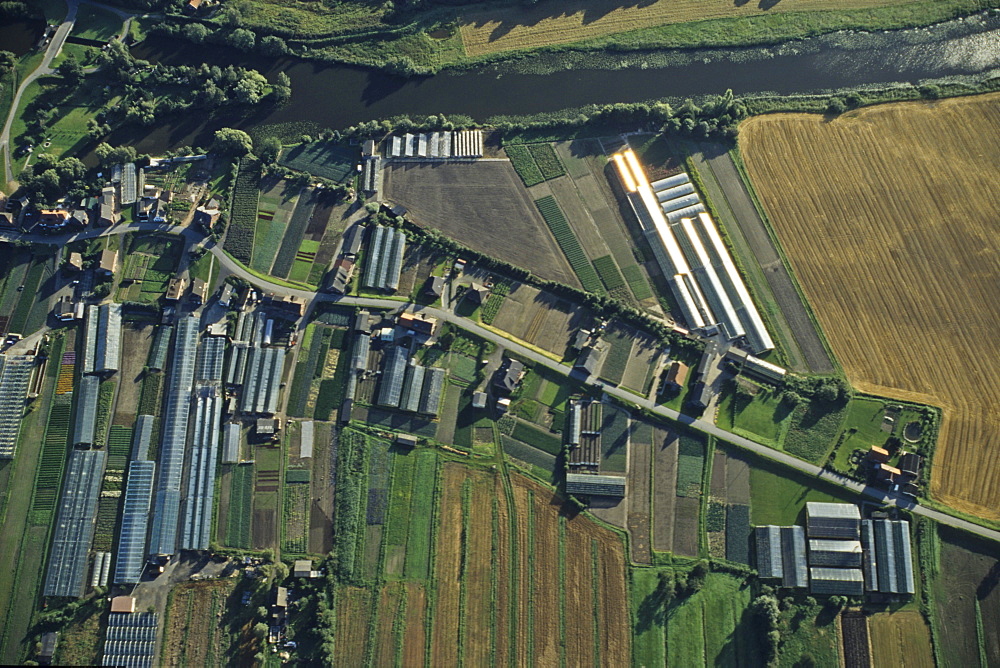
top-left (162, 581), bottom-right (235, 667)
top-left (333, 587), bottom-right (372, 668)
top-left (373, 584), bottom-right (405, 667)
top-left (463, 470), bottom-right (495, 666)
top-left (401, 583), bottom-right (427, 667)
top-left (627, 441), bottom-right (652, 564)
top-left (112, 324), bottom-right (155, 425)
top-left (309, 423), bottom-right (335, 554)
top-left (531, 487), bottom-right (562, 666)
top-left (429, 463), bottom-right (463, 666)
top-left (650, 427), bottom-right (678, 552)
top-left (251, 508), bottom-right (276, 550)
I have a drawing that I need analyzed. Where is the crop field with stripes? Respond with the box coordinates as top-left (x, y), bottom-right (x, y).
top-left (535, 196), bottom-right (604, 294)
top-left (332, 457), bottom-right (630, 665)
top-left (740, 93), bottom-right (1000, 521)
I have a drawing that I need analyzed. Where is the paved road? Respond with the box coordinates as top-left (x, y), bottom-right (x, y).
top-left (0, 0), bottom-right (79, 187)
top-left (4, 224), bottom-right (999, 544)
top-left (698, 147), bottom-right (836, 375)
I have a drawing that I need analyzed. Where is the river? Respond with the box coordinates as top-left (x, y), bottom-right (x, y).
top-left (115, 11), bottom-right (1000, 153)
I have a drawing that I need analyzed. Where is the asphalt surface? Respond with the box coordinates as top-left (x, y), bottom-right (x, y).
top-left (3, 223), bottom-right (998, 545)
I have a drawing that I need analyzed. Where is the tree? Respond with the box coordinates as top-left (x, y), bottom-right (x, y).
top-left (257, 136), bottom-right (281, 164)
top-left (0, 50), bottom-right (15, 72)
top-left (252, 622), bottom-right (269, 639)
top-left (269, 71), bottom-right (291, 103)
top-left (57, 56), bottom-right (84, 86)
top-left (259, 35), bottom-right (288, 56)
top-left (227, 28), bottom-right (256, 52)
top-left (232, 71), bottom-right (268, 104)
top-left (182, 22), bottom-right (208, 44)
top-left (95, 142), bottom-right (137, 166)
top-left (212, 127), bottom-right (253, 156)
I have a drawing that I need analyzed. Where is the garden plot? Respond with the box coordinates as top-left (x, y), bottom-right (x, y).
top-left (706, 447), bottom-right (752, 563)
top-left (111, 325), bottom-right (155, 426)
top-left (382, 161), bottom-right (579, 286)
top-left (491, 283), bottom-right (592, 356)
top-left (620, 332), bottom-right (663, 396)
top-left (395, 245), bottom-right (444, 300)
top-left (869, 611), bottom-right (934, 668)
top-left (251, 178), bottom-right (301, 274)
top-left (626, 424), bottom-right (652, 564)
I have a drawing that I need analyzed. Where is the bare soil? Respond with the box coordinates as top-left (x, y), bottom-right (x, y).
top-left (309, 423), bottom-right (335, 554)
top-left (650, 427), bottom-right (678, 552)
top-left (429, 463), bottom-right (463, 666)
top-left (401, 583), bottom-right (427, 667)
top-left (113, 324), bottom-right (155, 425)
top-left (492, 283), bottom-right (592, 355)
top-left (382, 161), bottom-right (579, 286)
top-left (333, 587), bottom-right (372, 668)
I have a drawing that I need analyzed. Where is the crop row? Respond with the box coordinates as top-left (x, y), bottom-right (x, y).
top-left (725, 504), bottom-right (751, 565)
top-left (480, 278), bottom-right (512, 325)
top-left (506, 144), bottom-right (544, 187)
top-left (222, 157), bottom-right (262, 264)
top-left (511, 421), bottom-right (563, 456)
top-left (93, 495), bottom-right (120, 551)
top-left (107, 426), bottom-right (133, 469)
top-left (534, 196), bottom-right (604, 294)
top-left (8, 258), bottom-right (45, 335)
top-left (278, 141), bottom-right (355, 182)
top-left (31, 398), bottom-right (72, 514)
top-left (55, 363), bottom-right (75, 394)
top-left (93, 380), bottom-right (117, 449)
top-left (282, 482), bottom-right (310, 554)
top-left (592, 255), bottom-right (626, 291)
top-left (225, 464), bottom-right (254, 549)
top-left (621, 264), bottom-right (653, 301)
top-left (598, 327), bottom-right (632, 386)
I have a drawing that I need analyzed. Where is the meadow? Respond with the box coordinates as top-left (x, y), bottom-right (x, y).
top-left (741, 93), bottom-right (1000, 521)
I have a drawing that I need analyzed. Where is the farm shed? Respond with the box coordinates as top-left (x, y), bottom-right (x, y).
top-left (165, 276), bottom-right (186, 301)
top-left (72, 375), bottom-right (100, 446)
top-left (114, 461), bottom-right (155, 584)
top-left (378, 346), bottom-right (409, 407)
top-left (44, 450), bottom-right (107, 597)
top-left (809, 567), bottom-right (865, 596)
top-left (472, 391), bottom-right (487, 409)
top-left (419, 367), bottom-right (446, 415)
top-left (567, 401), bottom-right (582, 446)
top-left (131, 415), bottom-right (154, 461)
top-left (395, 433), bottom-right (418, 448)
top-left (574, 345), bottom-right (604, 376)
top-left (149, 316), bottom-right (200, 558)
top-left (898, 452), bottom-right (922, 477)
top-left (465, 283), bottom-right (490, 304)
top-left (566, 473), bottom-right (626, 498)
top-left (808, 539), bottom-right (863, 568)
top-left (222, 423), bottom-right (241, 464)
top-left (806, 502), bottom-right (861, 540)
top-left (339, 399), bottom-right (353, 424)
top-left (181, 385), bottom-right (223, 550)
top-left (868, 519), bottom-right (915, 595)
top-left (754, 525), bottom-right (807, 588)
top-left (726, 348), bottom-right (786, 383)
top-left (54, 295), bottom-right (76, 321)
top-left (110, 596), bottom-right (136, 613)
top-left (191, 278), bottom-right (208, 305)
top-left (101, 611), bottom-right (158, 668)
top-left (94, 303), bottom-right (122, 374)
top-left (425, 276), bottom-right (444, 299)
top-left (294, 559), bottom-right (320, 578)
top-left (689, 382), bottom-right (712, 410)
top-left (570, 329), bottom-right (591, 352)
top-left (39, 632), bottom-right (58, 663)
top-left (0, 354), bottom-right (35, 458)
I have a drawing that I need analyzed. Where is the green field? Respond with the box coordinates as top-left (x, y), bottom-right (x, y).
top-left (278, 141), bottom-right (356, 182)
top-left (675, 433), bottom-right (705, 497)
top-left (222, 158), bottom-right (262, 264)
top-left (783, 398), bottom-right (847, 464)
top-left (527, 143), bottom-right (566, 180)
top-left (225, 464), bottom-right (254, 548)
top-left (70, 4), bottom-right (123, 42)
top-left (599, 326), bottom-right (633, 386)
top-left (511, 421), bottom-right (562, 455)
top-left (592, 254), bottom-right (626, 291)
top-left (403, 450), bottom-right (438, 580)
top-left (746, 449), bottom-right (860, 526)
top-left (506, 144), bottom-right (545, 187)
top-left (622, 264), bottom-right (654, 301)
top-left (717, 385), bottom-right (791, 446)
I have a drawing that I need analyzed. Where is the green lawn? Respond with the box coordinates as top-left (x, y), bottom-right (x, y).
top-left (746, 449), bottom-right (861, 526)
top-left (403, 450), bottom-right (438, 580)
top-left (717, 385), bottom-right (792, 447)
top-left (663, 573), bottom-right (760, 666)
top-left (632, 568), bottom-right (666, 668)
top-left (70, 4), bottom-right (123, 42)
top-left (288, 258), bottom-right (313, 283)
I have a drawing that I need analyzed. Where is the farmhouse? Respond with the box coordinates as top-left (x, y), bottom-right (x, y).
top-left (398, 311), bottom-right (437, 336)
top-left (867, 446), bottom-right (890, 463)
top-left (612, 149), bottom-right (773, 353)
top-left (755, 525), bottom-right (808, 588)
top-left (494, 358), bottom-right (524, 393)
top-left (165, 277), bottom-right (187, 301)
top-left (328, 257), bottom-right (355, 294)
top-left (425, 276), bottom-right (444, 299)
top-left (465, 283), bottom-right (490, 304)
top-left (570, 328), bottom-right (591, 352)
top-left (268, 294), bottom-right (306, 318)
top-left (193, 203), bottom-right (220, 228)
top-left (98, 187), bottom-right (117, 226)
top-left (664, 360), bottom-right (689, 389)
top-left (565, 473), bottom-right (626, 498)
top-left (98, 248), bottom-right (119, 276)
top-left (54, 295), bottom-right (76, 322)
top-left (191, 278), bottom-right (208, 305)
top-left (573, 345), bottom-right (603, 376)
top-left (67, 252), bottom-right (83, 271)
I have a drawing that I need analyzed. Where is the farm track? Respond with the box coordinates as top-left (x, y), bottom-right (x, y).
top-left (741, 94), bottom-right (1000, 520)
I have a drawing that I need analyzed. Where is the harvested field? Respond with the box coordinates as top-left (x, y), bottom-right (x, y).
top-left (401, 583), bottom-right (427, 667)
top-left (626, 439), bottom-right (652, 563)
top-left (620, 331), bottom-right (662, 396)
top-left (650, 426), bottom-right (678, 553)
top-left (382, 161), bottom-right (578, 286)
top-left (333, 587), bottom-right (372, 668)
top-left (429, 464), bottom-right (465, 667)
top-left (372, 584), bottom-right (405, 667)
top-left (740, 94), bottom-right (1000, 520)
top-left (869, 611), bottom-right (933, 668)
top-left (840, 611), bottom-right (871, 668)
top-left (459, 0), bottom-right (914, 56)
top-left (162, 580), bottom-right (236, 667)
top-left (309, 422), bottom-right (335, 554)
top-left (492, 283), bottom-right (592, 355)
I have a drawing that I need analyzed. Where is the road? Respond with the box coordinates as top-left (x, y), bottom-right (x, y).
top-left (0, 0), bottom-right (79, 187)
top-left (3, 223), bottom-right (999, 545)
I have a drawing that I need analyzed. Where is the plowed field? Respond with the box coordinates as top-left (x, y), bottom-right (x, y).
top-left (740, 94), bottom-right (1000, 520)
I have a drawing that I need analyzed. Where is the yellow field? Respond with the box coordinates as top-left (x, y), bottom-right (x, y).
top-left (739, 94), bottom-right (1000, 521)
top-left (869, 611), bottom-right (934, 668)
top-left (460, 0), bottom-right (913, 56)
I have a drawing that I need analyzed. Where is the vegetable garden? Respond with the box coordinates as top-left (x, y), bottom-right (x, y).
top-left (534, 196), bottom-right (603, 294)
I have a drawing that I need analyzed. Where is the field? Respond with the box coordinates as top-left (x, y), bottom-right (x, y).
top-left (278, 141), bottom-right (356, 183)
top-left (382, 161), bottom-right (579, 286)
top-left (505, 143), bottom-right (566, 186)
top-left (331, 456), bottom-right (630, 665)
top-left (747, 450), bottom-right (860, 526)
top-left (869, 611), bottom-right (934, 668)
top-left (740, 94), bottom-right (1000, 520)
top-left (70, 4), bottom-right (122, 42)
top-left (932, 527), bottom-right (1000, 667)
top-left (534, 195), bottom-right (604, 294)
top-left (222, 157), bottom-right (262, 265)
top-left (491, 282), bottom-right (594, 356)
top-left (162, 580), bottom-right (238, 667)
top-left (707, 446), bottom-right (752, 564)
top-left (459, 0), bottom-right (920, 56)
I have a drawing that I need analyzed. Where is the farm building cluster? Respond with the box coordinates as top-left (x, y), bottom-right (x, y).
top-left (613, 149), bottom-right (773, 355)
top-left (755, 502), bottom-right (914, 597)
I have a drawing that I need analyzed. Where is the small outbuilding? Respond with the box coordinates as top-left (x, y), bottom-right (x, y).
top-left (110, 596), bottom-right (137, 613)
top-left (395, 433), bottom-right (418, 449)
top-left (472, 391), bottom-right (487, 409)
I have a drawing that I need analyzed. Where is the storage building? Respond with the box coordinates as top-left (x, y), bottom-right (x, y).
top-left (565, 473), bottom-right (626, 498)
top-left (868, 519), bottom-right (915, 595)
top-left (809, 567), bottom-right (865, 596)
top-left (806, 502), bottom-right (861, 540)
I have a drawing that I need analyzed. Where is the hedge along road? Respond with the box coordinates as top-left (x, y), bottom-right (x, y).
top-left (4, 222), bottom-right (999, 545)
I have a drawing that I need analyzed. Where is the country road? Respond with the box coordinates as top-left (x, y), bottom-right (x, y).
top-left (3, 222), bottom-right (998, 545)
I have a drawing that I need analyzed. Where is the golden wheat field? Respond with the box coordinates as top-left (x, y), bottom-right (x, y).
top-left (459, 0), bottom-right (914, 56)
top-left (740, 94), bottom-right (1000, 521)
top-left (869, 611), bottom-right (935, 668)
